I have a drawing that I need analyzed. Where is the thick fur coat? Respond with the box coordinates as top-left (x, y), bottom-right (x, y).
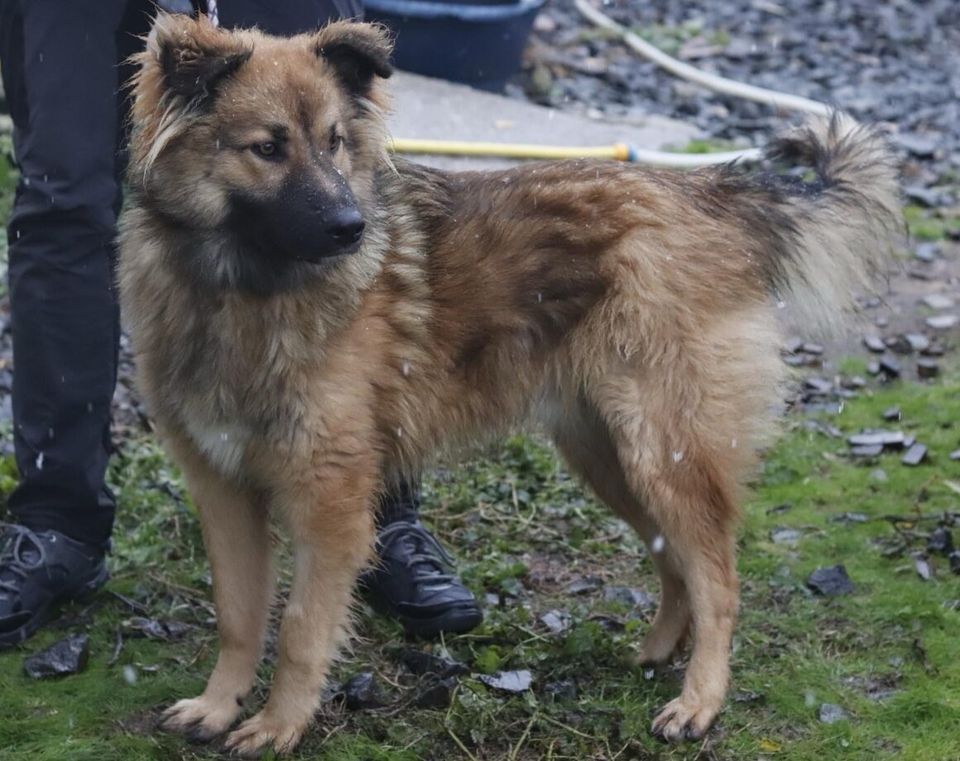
top-left (118, 13), bottom-right (901, 756)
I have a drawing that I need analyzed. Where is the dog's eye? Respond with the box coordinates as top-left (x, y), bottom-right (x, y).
top-left (251, 142), bottom-right (279, 160)
top-left (329, 130), bottom-right (343, 153)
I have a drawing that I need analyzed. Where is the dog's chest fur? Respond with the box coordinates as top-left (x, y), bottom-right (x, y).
top-left (183, 415), bottom-right (252, 478)
top-left (144, 293), bottom-right (325, 478)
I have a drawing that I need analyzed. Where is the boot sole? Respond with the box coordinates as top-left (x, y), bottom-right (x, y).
top-left (365, 592), bottom-right (483, 639)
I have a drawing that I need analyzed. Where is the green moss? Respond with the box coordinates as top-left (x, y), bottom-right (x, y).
top-left (1, 128), bottom-right (958, 756)
top-left (672, 137), bottom-right (741, 154)
top-left (3, 370), bottom-right (958, 759)
top-left (903, 204), bottom-right (959, 242)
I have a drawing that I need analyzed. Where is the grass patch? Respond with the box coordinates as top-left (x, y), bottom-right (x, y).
top-left (670, 137), bottom-right (742, 155)
top-left (1, 373), bottom-right (959, 760)
top-left (903, 204), bottom-right (960, 242)
top-left (627, 20), bottom-right (727, 57)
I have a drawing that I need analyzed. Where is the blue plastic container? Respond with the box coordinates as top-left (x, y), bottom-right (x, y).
top-left (365, 0), bottom-right (547, 92)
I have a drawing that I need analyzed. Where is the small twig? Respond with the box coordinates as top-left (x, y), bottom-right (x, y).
top-left (515, 625), bottom-right (551, 644)
top-left (539, 713), bottom-right (600, 741)
top-left (317, 720), bottom-right (348, 746)
top-left (695, 734), bottom-right (712, 759)
top-left (445, 724), bottom-right (479, 761)
top-left (508, 710), bottom-right (539, 761)
top-left (107, 627), bottom-right (124, 666)
top-left (516, 500), bottom-right (539, 531)
top-left (147, 572), bottom-right (209, 600)
top-left (109, 590), bottom-right (150, 615)
top-left (185, 641), bottom-right (211, 669)
top-left (401, 732), bottom-right (430, 752)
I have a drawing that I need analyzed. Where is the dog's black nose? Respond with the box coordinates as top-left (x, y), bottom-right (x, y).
top-left (327, 209), bottom-right (365, 245)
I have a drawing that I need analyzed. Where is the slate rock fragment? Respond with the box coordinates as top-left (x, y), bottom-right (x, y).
top-left (23, 634), bottom-right (90, 679)
top-left (926, 314), bottom-right (959, 330)
top-left (927, 528), bottom-right (954, 556)
top-left (399, 648), bottom-right (468, 678)
top-left (806, 565), bottom-right (854, 596)
top-left (770, 528), bottom-right (802, 546)
top-left (901, 443), bottom-right (927, 466)
top-left (478, 669), bottom-right (532, 693)
top-left (540, 609), bottom-right (573, 634)
top-left (565, 576), bottom-right (602, 595)
top-left (949, 551), bottom-right (960, 575)
top-left (922, 294), bottom-right (954, 310)
top-left (602, 586), bottom-right (656, 609)
top-left (413, 676), bottom-right (457, 708)
top-left (882, 407), bottom-right (901, 421)
top-left (847, 431), bottom-right (905, 449)
top-left (543, 678), bottom-right (578, 702)
top-left (342, 672), bottom-right (388, 710)
top-left (818, 703), bottom-right (849, 724)
top-left (879, 357), bottom-right (901, 378)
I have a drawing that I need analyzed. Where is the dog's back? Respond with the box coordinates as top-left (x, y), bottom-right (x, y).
top-left (118, 14), bottom-right (901, 755)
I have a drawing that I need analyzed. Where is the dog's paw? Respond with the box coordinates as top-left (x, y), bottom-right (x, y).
top-left (651, 696), bottom-right (718, 742)
top-left (161, 696), bottom-right (242, 743)
top-left (224, 710), bottom-right (306, 758)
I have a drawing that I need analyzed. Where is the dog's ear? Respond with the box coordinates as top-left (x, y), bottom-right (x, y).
top-left (148, 12), bottom-right (252, 102)
top-left (315, 22), bottom-right (393, 96)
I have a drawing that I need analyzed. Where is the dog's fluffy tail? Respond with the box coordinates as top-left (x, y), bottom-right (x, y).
top-left (759, 113), bottom-right (901, 335)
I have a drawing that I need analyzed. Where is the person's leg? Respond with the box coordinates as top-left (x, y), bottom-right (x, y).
top-left (0, 0), bottom-right (129, 648)
top-left (4, 0), bottom-right (127, 545)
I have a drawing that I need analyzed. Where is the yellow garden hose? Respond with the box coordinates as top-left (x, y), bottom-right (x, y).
top-left (388, 137), bottom-right (762, 166)
top-left (389, 2), bottom-right (836, 167)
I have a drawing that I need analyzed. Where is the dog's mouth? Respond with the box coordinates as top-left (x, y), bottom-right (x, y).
top-left (295, 236), bottom-right (363, 264)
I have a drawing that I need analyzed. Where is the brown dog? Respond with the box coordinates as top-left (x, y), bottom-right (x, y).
top-left (118, 13), bottom-right (900, 757)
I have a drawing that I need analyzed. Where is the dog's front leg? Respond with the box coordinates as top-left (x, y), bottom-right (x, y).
top-left (160, 437), bottom-right (273, 742)
top-left (224, 468), bottom-right (377, 757)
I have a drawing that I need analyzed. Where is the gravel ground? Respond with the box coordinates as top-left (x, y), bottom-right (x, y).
top-left (512, 0), bottom-right (959, 178)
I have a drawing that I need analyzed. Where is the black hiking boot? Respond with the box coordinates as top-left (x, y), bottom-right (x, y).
top-left (0, 524), bottom-right (109, 649)
top-left (360, 517), bottom-right (482, 638)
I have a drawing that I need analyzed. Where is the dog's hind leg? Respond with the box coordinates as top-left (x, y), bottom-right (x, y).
top-left (585, 372), bottom-right (747, 743)
top-left (550, 395), bottom-right (691, 666)
top-left (642, 476), bottom-right (738, 742)
top-left (224, 465), bottom-right (378, 758)
top-left (160, 436), bottom-right (273, 742)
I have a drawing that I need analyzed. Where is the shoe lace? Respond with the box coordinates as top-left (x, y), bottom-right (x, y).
top-left (0, 523), bottom-right (47, 596)
top-left (377, 521), bottom-right (455, 585)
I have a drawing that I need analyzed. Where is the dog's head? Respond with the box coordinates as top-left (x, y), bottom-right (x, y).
top-left (128, 14), bottom-right (393, 294)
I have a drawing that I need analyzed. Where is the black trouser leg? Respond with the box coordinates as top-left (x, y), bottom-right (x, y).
top-left (378, 480), bottom-right (421, 526)
top-left (0, 0), bottom-right (132, 547)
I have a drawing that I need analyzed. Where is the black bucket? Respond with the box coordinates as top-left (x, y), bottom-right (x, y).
top-left (365, 0), bottom-right (546, 92)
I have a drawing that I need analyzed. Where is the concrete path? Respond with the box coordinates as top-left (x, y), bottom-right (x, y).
top-left (386, 72), bottom-right (700, 171)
